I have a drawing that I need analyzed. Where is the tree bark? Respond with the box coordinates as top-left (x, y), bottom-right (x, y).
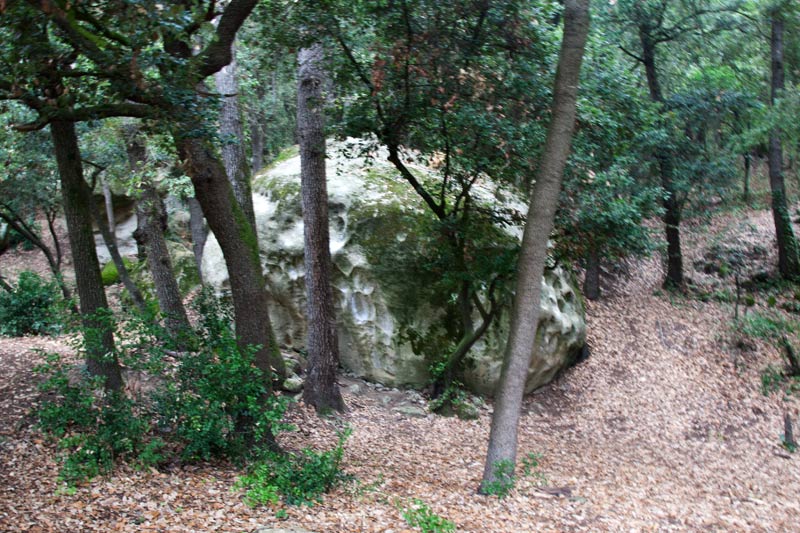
top-left (123, 128), bottom-right (191, 343)
top-left (480, 0), bottom-right (589, 493)
top-left (50, 120), bottom-right (122, 391)
top-left (215, 42), bottom-right (257, 232)
top-left (136, 184), bottom-right (192, 342)
top-left (583, 247), bottom-right (600, 300)
top-left (176, 132), bottom-right (286, 380)
top-left (101, 178), bottom-right (116, 235)
top-left (188, 197), bottom-right (208, 283)
top-left (85, 177), bottom-right (148, 314)
top-left (297, 44), bottom-right (345, 413)
top-left (768, 11), bottom-right (800, 280)
top-left (640, 30), bottom-right (684, 288)
top-left (743, 153), bottom-right (751, 203)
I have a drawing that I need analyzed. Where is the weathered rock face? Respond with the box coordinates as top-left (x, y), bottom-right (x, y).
top-left (202, 141), bottom-right (586, 395)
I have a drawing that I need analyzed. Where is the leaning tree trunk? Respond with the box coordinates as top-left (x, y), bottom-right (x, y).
top-left (175, 132), bottom-right (286, 380)
top-left (215, 42), bottom-right (257, 232)
top-left (297, 44), bottom-right (345, 413)
top-left (480, 0), bottom-right (589, 493)
top-left (124, 127), bottom-right (191, 342)
top-left (768, 11), bottom-right (800, 280)
top-left (85, 180), bottom-right (148, 314)
top-left (136, 183), bottom-right (192, 343)
top-left (51, 120), bottom-right (122, 391)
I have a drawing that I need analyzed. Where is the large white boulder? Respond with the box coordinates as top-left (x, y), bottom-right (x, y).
top-left (202, 141), bottom-right (585, 394)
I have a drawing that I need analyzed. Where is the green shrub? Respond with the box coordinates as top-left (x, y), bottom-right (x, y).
top-left (35, 289), bottom-right (290, 485)
top-left (100, 258), bottom-right (136, 286)
top-left (35, 352), bottom-right (162, 485)
top-left (401, 499), bottom-right (456, 533)
top-left (738, 312), bottom-right (797, 342)
top-left (0, 271), bottom-right (62, 336)
top-left (238, 429), bottom-right (351, 506)
top-left (481, 459), bottom-right (516, 498)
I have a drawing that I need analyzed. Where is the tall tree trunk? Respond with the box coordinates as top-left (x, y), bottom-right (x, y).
top-left (215, 43), bottom-right (257, 232)
top-left (297, 44), bottom-right (345, 413)
top-left (136, 184), bottom-right (192, 342)
top-left (480, 0), bottom-right (589, 493)
top-left (768, 11), bottom-right (800, 279)
top-left (175, 132), bottom-right (286, 380)
top-left (583, 247), bottom-right (600, 300)
top-left (50, 120), bottom-right (122, 391)
top-left (640, 30), bottom-right (684, 288)
top-left (188, 197), bottom-right (208, 283)
top-left (124, 128), bottom-right (191, 342)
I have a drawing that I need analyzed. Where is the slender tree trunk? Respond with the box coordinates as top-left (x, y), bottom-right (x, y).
top-left (583, 247), bottom-right (600, 300)
top-left (0, 210), bottom-right (74, 307)
top-left (297, 44), bottom-right (345, 413)
top-left (743, 153), bottom-right (751, 203)
top-left (86, 181), bottom-right (148, 314)
top-left (175, 132), bottom-right (286, 380)
top-left (188, 197), bottom-right (208, 283)
top-left (101, 178), bottom-right (116, 235)
top-left (50, 120), bottom-right (122, 391)
top-left (136, 184), bottom-right (192, 342)
top-left (250, 109), bottom-right (265, 174)
top-left (123, 128), bottom-right (191, 342)
top-left (215, 43), bottom-right (257, 232)
top-left (640, 31), bottom-right (683, 288)
top-left (480, 0), bottom-right (589, 493)
top-left (768, 11), bottom-right (800, 279)
top-left (0, 273), bottom-right (12, 293)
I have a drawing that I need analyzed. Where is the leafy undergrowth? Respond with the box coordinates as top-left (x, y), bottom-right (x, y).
top-left (1, 207), bottom-right (799, 532)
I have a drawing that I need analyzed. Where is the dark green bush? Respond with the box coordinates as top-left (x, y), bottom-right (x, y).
top-left (0, 271), bottom-right (62, 336)
top-left (35, 352), bottom-right (162, 485)
top-left (238, 429), bottom-right (351, 506)
top-left (35, 288), bottom-right (290, 485)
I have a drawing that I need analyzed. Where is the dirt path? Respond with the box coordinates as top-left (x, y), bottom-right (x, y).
top-left (1, 209), bottom-right (798, 532)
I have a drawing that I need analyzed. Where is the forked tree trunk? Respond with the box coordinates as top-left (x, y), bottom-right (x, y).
top-left (215, 42), bottom-right (257, 232)
top-left (297, 44), bottom-right (345, 413)
top-left (480, 0), bottom-right (589, 493)
top-left (768, 11), bottom-right (800, 280)
top-left (50, 120), bottom-right (122, 391)
top-left (176, 132), bottom-right (286, 380)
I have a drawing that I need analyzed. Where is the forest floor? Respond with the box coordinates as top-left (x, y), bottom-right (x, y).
top-left (1, 205), bottom-right (799, 532)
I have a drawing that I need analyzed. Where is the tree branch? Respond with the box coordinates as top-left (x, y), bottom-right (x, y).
top-left (196, 0), bottom-right (258, 78)
top-left (13, 102), bottom-right (156, 131)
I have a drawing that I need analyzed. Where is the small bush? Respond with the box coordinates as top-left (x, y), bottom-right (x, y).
top-left (481, 459), bottom-right (516, 498)
top-left (738, 312), bottom-right (797, 342)
top-left (35, 289), bottom-right (290, 485)
top-left (401, 499), bottom-right (456, 533)
top-left (0, 271), bottom-right (62, 336)
top-left (35, 352), bottom-right (162, 485)
top-left (238, 429), bottom-right (351, 506)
